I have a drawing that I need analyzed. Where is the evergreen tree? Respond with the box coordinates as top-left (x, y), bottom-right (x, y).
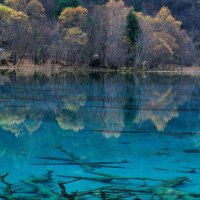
top-left (126, 8), bottom-right (140, 45)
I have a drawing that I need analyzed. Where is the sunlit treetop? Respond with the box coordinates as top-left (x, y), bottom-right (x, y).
top-left (26, 0), bottom-right (47, 21)
top-left (64, 27), bottom-right (87, 44)
top-left (4, 0), bottom-right (27, 12)
top-left (156, 6), bottom-right (182, 28)
top-left (55, 0), bottom-right (81, 16)
top-left (0, 4), bottom-right (28, 22)
top-left (106, 0), bottom-right (125, 8)
top-left (59, 6), bottom-right (88, 27)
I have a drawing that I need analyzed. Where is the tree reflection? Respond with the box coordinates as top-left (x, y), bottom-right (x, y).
top-left (56, 111), bottom-right (84, 132)
top-left (62, 95), bottom-right (86, 112)
top-left (134, 86), bottom-right (179, 131)
top-left (0, 109), bottom-right (44, 136)
top-left (0, 71), bottom-right (198, 137)
top-left (134, 75), bottom-right (195, 132)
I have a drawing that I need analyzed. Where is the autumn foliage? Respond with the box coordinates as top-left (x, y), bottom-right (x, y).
top-left (0, 0), bottom-right (198, 67)
top-left (59, 6), bottom-right (87, 27)
top-left (136, 7), bottom-right (195, 66)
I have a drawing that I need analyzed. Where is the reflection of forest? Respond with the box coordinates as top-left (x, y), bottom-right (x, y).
top-left (0, 109), bottom-right (44, 136)
top-left (0, 72), bottom-right (199, 138)
top-left (134, 75), bottom-right (196, 132)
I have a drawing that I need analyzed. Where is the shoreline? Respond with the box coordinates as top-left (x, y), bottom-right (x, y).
top-left (0, 64), bottom-right (200, 76)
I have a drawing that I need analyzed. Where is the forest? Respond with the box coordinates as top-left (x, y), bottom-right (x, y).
top-left (0, 0), bottom-right (200, 68)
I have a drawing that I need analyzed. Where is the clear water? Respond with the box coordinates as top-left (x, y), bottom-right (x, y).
top-left (0, 71), bottom-right (200, 199)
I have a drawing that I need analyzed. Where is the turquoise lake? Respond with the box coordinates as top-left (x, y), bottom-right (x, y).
top-left (0, 71), bottom-right (200, 199)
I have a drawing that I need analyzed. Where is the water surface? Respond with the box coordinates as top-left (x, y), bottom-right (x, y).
top-left (0, 71), bottom-right (200, 199)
